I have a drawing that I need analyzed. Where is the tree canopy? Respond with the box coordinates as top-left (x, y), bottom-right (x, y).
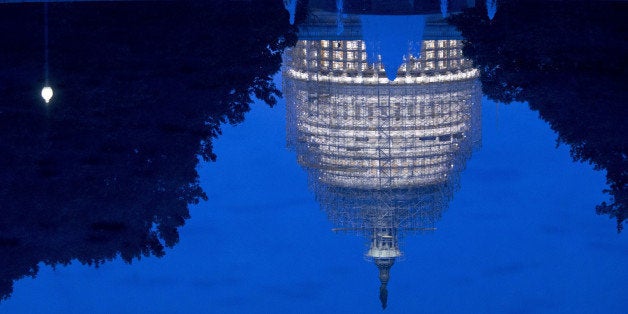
top-left (449, 1), bottom-right (627, 232)
top-left (0, 1), bottom-right (296, 300)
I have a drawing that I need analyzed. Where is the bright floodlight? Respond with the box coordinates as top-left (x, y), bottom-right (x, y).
top-left (41, 86), bottom-right (53, 104)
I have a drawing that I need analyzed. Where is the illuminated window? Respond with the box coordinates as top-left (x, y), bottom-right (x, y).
top-left (322, 60), bottom-right (329, 67)
top-left (333, 51), bottom-right (344, 60)
top-left (347, 62), bottom-right (356, 70)
top-left (347, 41), bottom-right (358, 49)
top-left (449, 40), bottom-right (458, 46)
top-left (311, 60), bottom-right (318, 67)
top-left (425, 40), bottom-right (435, 49)
top-left (361, 63), bottom-right (368, 71)
top-left (438, 40), bottom-right (446, 48)
top-left (322, 50), bottom-right (329, 58)
top-left (333, 41), bottom-right (342, 48)
top-left (438, 61), bottom-right (446, 69)
top-left (333, 61), bottom-right (343, 70)
top-left (361, 42), bottom-right (366, 49)
top-left (451, 50), bottom-right (458, 57)
top-left (346, 51), bottom-right (355, 61)
top-left (425, 61), bottom-right (434, 70)
top-left (321, 40), bottom-right (329, 48)
top-left (438, 50), bottom-right (445, 58)
top-left (361, 53), bottom-right (367, 61)
top-left (426, 51), bottom-right (435, 59)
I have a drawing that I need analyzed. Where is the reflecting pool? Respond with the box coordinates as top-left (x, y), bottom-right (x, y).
top-left (0, 1), bottom-right (626, 313)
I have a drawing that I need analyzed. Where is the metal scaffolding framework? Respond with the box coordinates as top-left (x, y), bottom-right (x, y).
top-left (282, 11), bottom-right (482, 308)
top-left (284, 37), bottom-right (481, 245)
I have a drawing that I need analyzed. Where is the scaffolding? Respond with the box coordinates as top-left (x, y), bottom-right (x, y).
top-left (282, 12), bottom-right (482, 308)
top-left (284, 36), bottom-right (481, 241)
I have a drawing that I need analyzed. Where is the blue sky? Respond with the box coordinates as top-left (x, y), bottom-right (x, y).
top-left (1, 73), bottom-right (627, 314)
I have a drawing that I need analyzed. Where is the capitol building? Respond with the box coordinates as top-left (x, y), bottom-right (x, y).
top-left (283, 8), bottom-right (482, 308)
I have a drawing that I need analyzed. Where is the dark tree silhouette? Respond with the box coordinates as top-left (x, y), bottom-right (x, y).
top-left (0, 1), bottom-right (296, 300)
top-left (449, 1), bottom-right (628, 232)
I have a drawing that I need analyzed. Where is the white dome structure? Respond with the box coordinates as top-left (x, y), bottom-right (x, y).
top-left (283, 12), bottom-right (482, 309)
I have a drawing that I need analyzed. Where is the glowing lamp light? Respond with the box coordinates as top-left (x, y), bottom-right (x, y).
top-left (41, 86), bottom-right (53, 104)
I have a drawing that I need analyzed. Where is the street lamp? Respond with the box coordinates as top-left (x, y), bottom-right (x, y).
top-left (42, 2), bottom-right (53, 104)
top-left (41, 86), bottom-right (53, 103)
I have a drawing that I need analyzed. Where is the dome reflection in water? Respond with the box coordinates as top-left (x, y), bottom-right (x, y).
top-left (283, 11), bottom-right (481, 309)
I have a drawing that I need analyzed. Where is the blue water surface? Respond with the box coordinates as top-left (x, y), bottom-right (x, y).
top-left (1, 71), bottom-right (626, 313)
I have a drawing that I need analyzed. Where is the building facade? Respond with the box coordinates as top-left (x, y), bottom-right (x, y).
top-left (283, 11), bottom-right (481, 308)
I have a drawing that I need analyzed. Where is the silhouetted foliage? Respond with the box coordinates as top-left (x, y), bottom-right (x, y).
top-left (450, 1), bottom-right (628, 232)
top-left (0, 1), bottom-right (296, 300)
